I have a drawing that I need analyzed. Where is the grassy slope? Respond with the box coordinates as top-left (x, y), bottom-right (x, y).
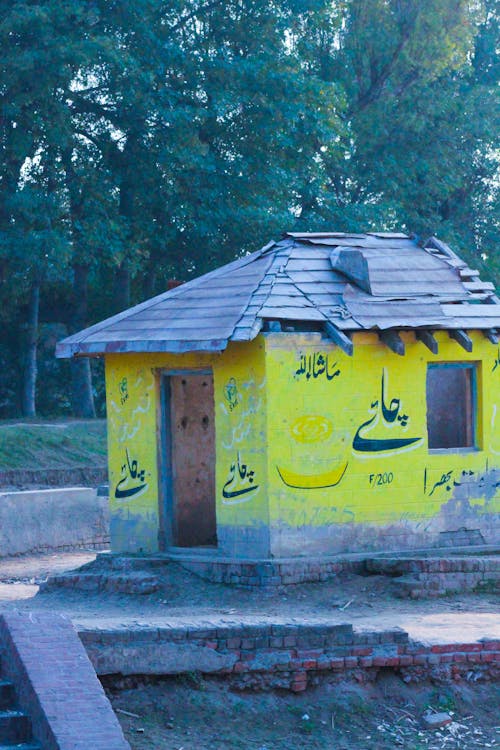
top-left (0, 420), bottom-right (107, 470)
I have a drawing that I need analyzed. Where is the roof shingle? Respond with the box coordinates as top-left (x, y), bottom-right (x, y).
top-left (56, 232), bottom-right (500, 357)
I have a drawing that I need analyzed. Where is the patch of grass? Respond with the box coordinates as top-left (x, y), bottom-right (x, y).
top-left (0, 419), bottom-right (107, 470)
top-left (428, 688), bottom-right (457, 714)
top-left (299, 717), bottom-right (315, 735)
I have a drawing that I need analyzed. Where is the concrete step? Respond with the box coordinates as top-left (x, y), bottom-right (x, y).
top-left (0, 683), bottom-right (15, 711)
top-left (0, 711), bottom-right (32, 744)
top-left (0, 745), bottom-right (41, 749)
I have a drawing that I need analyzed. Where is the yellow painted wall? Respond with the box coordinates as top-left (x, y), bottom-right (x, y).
top-left (106, 355), bottom-right (159, 552)
top-left (105, 339), bottom-right (268, 555)
top-left (105, 329), bottom-right (499, 557)
top-left (214, 339), bottom-right (269, 555)
top-left (264, 330), bottom-right (500, 556)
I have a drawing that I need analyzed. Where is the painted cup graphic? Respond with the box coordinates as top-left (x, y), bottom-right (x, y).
top-left (290, 415), bottom-right (333, 443)
top-left (278, 415), bottom-right (348, 490)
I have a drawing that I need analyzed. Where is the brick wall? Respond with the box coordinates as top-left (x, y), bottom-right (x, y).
top-left (0, 611), bottom-right (130, 750)
top-left (178, 558), bottom-right (365, 587)
top-left (80, 622), bottom-right (500, 692)
top-left (366, 556), bottom-right (500, 598)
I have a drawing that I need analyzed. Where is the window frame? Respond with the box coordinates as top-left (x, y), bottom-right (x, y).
top-left (426, 361), bottom-right (479, 454)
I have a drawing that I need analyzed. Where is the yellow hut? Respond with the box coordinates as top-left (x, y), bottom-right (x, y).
top-left (57, 232), bottom-right (500, 561)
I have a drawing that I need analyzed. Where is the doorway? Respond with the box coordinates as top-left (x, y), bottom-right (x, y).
top-left (160, 371), bottom-right (217, 548)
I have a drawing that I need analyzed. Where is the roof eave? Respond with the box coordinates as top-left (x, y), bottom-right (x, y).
top-left (56, 338), bottom-right (229, 358)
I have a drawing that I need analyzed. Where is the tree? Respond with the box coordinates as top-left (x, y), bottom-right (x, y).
top-left (0, 0), bottom-right (497, 418)
top-left (290, 0), bottom-right (499, 281)
top-left (0, 0), bottom-right (124, 415)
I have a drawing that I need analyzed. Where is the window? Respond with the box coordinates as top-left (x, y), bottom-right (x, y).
top-left (426, 363), bottom-right (477, 450)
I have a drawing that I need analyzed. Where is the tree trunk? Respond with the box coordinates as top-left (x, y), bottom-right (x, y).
top-left (63, 148), bottom-right (96, 418)
top-left (143, 266), bottom-right (157, 299)
top-left (70, 357), bottom-right (96, 418)
top-left (70, 262), bottom-right (96, 418)
top-left (21, 280), bottom-right (40, 417)
top-left (113, 130), bottom-right (140, 313)
top-left (114, 259), bottom-right (131, 312)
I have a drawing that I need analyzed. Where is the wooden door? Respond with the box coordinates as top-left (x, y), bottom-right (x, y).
top-left (165, 372), bottom-right (217, 547)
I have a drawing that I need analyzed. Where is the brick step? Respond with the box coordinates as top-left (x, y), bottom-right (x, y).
top-left (0, 683), bottom-right (15, 711)
top-left (365, 555), bottom-right (500, 598)
top-left (42, 570), bottom-right (160, 595)
top-left (366, 555), bottom-right (500, 575)
top-left (0, 711), bottom-right (32, 744)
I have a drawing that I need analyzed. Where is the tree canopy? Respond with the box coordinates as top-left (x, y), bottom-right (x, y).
top-left (0, 0), bottom-right (498, 417)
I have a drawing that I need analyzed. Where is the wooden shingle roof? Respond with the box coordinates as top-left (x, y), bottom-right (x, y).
top-left (56, 232), bottom-right (500, 357)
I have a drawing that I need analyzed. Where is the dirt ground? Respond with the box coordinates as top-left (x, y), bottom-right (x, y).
top-left (0, 551), bottom-right (498, 645)
top-left (0, 551), bottom-right (498, 749)
top-left (0, 551), bottom-right (97, 601)
top-left (109, 675), bottom-right (500, 750)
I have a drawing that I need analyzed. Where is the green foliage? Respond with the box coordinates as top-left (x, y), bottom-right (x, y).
top-left (292, 0), bottom-right (499, 286)
top-left (0, 0), bottom-right (497, 416)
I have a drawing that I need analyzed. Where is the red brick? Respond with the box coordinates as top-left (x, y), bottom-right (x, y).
top-left (359, 657), bottom-right (373, 668)
top-left (448, 643), bottom-right (482, 653)
top-left (301, 660), bottom-right (317, 670)
top-left (352, 647), bottom-right (372, 657)
top-left (431, 644), bottom-right (454, 654)
top-left (344, 657), bottom-right (358, 669)
top-left (467, 653), bottom-right (482, 663)
top-left (480, 652), bottom-right (499, 663)
top-left (330, 658), bottom-right (345, 670)
top-left (439, 654), bottom-right (454, 663)
top-left (226, 638), bottom-right (241, 650)
top-left (291, 671), bottom-right (307, 691)
top-left (482, 640), bottom-right (500, 651)
top-left (398, 655), bottom-right (413, 667)
top-left (414, 654), bottom-right (429, 666)
top-left (452, 653), bottom-right (467, 663)
top-left (316, 657), bottom-right (331, 670)
top-left (296, 649), bottom-right (323, 659)
top-left (384, 657), bottom-right (401, 667)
